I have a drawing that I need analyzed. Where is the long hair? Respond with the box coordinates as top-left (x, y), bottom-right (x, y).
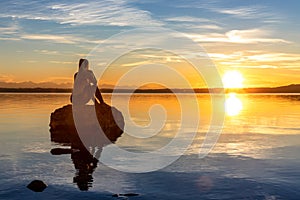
top-left (79, 59), bottom-right (89, 71)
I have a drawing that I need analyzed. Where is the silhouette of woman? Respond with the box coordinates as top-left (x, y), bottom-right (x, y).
top-left (71, 59), bottom-right (104, 105)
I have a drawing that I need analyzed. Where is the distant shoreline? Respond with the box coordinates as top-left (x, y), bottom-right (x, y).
top-left (0, 84), bottom-right (299, 93)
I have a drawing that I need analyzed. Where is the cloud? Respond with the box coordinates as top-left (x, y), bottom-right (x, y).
top-left (211, 51), bottom-right (300, 63)
top-left (0, 74), bottom-right (15, 82)
top-left (216, 6), bottom-right (265, 19)
top-left (196, 25), bottom-right (222, 30)
top-left (209, 51), bottom-right (300, 69)
top-left (50, 61), bottom-right (74, 65)
top-left (208, 52), bottom-right (242, 60)
top-left (225, 29), bottom-right (290, 44)
top-left (21, 34), bottom-right (103, 44)
top-left (178, 2), bottom-right (281, 22)
top-left (165, 16), bottom-right (213, 23)
top-left (50, 1), bottom-right (162, 26)
top-left (0, 25), bottom-right (19, 34)
top-left (0, 24), bottom-right (21, 41)
top-left (211, 6), bottom-right (281, 23)
top-left (121, 60), bottom-right (151, 67)
top-left (0, 37), bottom-right (21, 41)
top-left (34, 50), bottom-right (58, 55)
top-left (244, 53), bottom-right (300, 62)
top-left (185, 29), bottom-right (291, 44)
top-left (21, 34), bottom-right (77, 44)
top-left (164, 16), bottom-right (222, 31)
top-left (0, 0), bottom-right (162, 27)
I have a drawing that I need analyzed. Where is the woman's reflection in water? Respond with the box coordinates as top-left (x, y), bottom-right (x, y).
top-left (71, 142), bottom-right (100, 191)
top-left (50, 124), bottom-right (104, 191)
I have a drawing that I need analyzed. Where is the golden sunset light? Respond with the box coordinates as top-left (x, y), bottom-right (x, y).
top-left (0, 1), bottom-right (300, 199)
top-left (225, 93), bottom-right (243, 116)
top-left (222, 70), bottom-right (244, 88)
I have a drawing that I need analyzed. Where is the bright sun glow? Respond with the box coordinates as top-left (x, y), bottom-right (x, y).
top-left (222, 70), bottom-right (244, 88)
top-left (225, 93), bottom-right (243, 116)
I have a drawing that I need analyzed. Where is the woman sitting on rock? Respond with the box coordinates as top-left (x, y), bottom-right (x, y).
top-left (70, 58), bottom-right (104, 105)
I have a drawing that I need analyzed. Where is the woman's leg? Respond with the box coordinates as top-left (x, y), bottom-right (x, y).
top-left (95, 87), bottom-right (104, 104)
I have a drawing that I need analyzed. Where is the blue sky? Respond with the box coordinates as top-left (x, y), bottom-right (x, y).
top-left (0, 0), bottom-right (299, 87)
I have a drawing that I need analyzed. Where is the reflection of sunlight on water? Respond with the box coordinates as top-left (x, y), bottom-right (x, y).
top-left (22, 142), bottom-right (50, 153)
top-left (225, 93), bottom-right (243, 116)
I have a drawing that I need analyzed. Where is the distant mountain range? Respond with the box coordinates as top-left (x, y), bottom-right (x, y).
top-left (0, 82), bottom-right (299, 93)
top-left (0, 81), bottom-right (72, 89)
top-left (229, 84), bottom-right (300, 93)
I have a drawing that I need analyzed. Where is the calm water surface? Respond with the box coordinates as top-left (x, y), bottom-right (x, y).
top-left (0, 93), bottom-right (299, 199)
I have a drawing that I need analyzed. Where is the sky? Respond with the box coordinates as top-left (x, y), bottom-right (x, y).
top-left (0, 0), bottom-right (299, 88)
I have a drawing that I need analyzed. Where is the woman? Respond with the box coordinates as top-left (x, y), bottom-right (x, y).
top-left (71, 59), bottom-right (104, 105)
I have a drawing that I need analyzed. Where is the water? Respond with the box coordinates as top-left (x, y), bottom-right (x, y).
top-left (0, 93), bottom-right (299, 199)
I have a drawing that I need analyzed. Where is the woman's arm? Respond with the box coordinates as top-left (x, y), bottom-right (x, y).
top-left (88, 71), bottom-right (97, 86)
top-left (88, 71), bottom-right (104, 104)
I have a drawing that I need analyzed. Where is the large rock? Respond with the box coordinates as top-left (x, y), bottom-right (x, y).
top-left (49, 103), bottom-right (124, 191)
top-left (49, 103), bottom-right (124, 145)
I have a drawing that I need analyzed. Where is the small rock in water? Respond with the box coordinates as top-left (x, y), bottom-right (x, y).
top-left (50, 148), bottom-right (72, 155)
top-left (123, 193), bottom-right (139, 197)
top-left (27, 180), bottom-right (47, 192)
top-left (112, 193), bottom-right (139, 197)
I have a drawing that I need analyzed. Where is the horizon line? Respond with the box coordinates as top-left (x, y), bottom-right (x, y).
top-left (0, 84), bottom-right (299, 93)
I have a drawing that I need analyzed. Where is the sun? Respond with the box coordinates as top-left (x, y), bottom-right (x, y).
top-left (222, 70), bottom-right (244, 88)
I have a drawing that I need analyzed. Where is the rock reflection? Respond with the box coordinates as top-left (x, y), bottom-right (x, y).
top-left (49, 103), bottom-right (124, 191)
